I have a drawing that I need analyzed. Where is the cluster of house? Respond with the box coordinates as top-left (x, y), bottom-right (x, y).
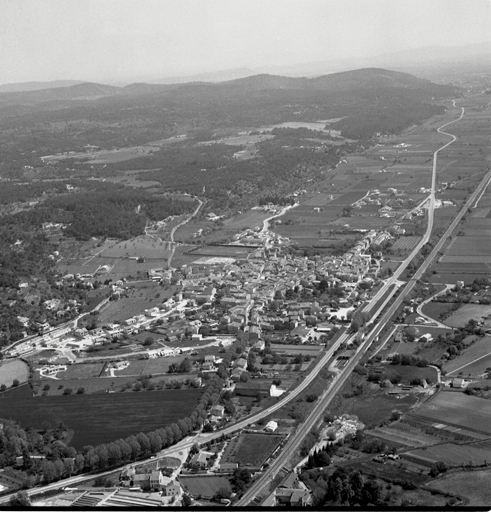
top-left (120, 466), bottom-right (181, 496)
top-left (273, 471), bottom-right (312, 507)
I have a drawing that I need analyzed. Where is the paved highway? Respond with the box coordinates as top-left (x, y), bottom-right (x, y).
top-left (366, 103), bottom-right (465, 312)
top-left (167, 196), bottom-right (203, 269)
top-left (0, 101), bottom-right (480, 505)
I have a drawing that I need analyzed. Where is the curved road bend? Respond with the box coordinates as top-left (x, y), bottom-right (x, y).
top-left (366, 103), bottom-right (465, 312)
top-left (0, 330), bottom-right (351, 505)
top-left (0, 102), bottom-right (477, 504)
top-left (167, 197), bottom-right (203, 269)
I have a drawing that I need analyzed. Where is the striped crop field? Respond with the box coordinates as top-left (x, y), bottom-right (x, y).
top-left (391, 236), bottom-right (421, 251)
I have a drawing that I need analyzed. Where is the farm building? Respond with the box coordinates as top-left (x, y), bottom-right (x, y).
top-left (452, 378), bottom-right (466, 388)
top-left (264, 421), bottom-right (278, 433)
top-left (234, 380), bottom-right (271, 398)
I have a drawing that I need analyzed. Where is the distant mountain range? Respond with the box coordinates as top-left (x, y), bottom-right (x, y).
top-left (0, 68), bottom-right (452, 106)
top-left (1, 40), bottom-right (489, 93)
top-left (0, 80), bottom-right (85, 93)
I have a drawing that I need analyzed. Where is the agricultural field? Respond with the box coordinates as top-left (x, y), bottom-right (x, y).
top-left (179, 476), bottom-right (231, 499)
top-left (442, 236), bottom-right (491, 263)
top-left (99, 235), bottom-right (172, 259)
top-left (425, 469), bottom-right (491, 506)
top-left (339, 393), bottom-right (418, 428)
top-left (327, 191), bottom-right (368, 206)
top-left (443, 336), bottom-right (491, 375)
top-left (388, 342), bottom-right (420, 357)
top-left (391, 236), bottom-right (421, 251)
top-left (223, 209), bottom-right (272, 230)
top-left (445, 304), bottom-right (491, 328)
top-left (1, 385), bottom-right (201, 449)
top-left (0, 360), bottom-right (29, 388)
top-left (220, 433), bottom-right (284, 468)
top-left (366, 425), bottom-right (438, 448)
top-left (408, 442), bottom-right (491, 467)
top-left (411, 391), bottom-right (491, 435)
top-left (270, 344), bottom-right (322, 356)
top-left (185, 245), bottom-right (255, 258)
top-left (421, 302), bottom-right (455, 322)
top-left (97, 284), bottom-right (170, 324)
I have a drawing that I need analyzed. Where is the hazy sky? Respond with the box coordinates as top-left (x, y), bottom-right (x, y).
top-left (1, 0), bottom-right (490, 84)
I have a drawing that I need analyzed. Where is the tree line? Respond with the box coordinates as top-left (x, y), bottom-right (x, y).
top-left (1, 339), bottom-right (249, 490)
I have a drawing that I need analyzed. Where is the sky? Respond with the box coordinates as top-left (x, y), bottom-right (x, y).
top-left (1, 0), bottom-right (490, 84)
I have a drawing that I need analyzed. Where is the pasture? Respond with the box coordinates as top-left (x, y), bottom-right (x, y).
top-left (412, 391), bottom-right (491, 435)
top-left (0, 360), bottom-right (29, 388)
top-left (425, 469), bottom-right (491, 505)
top-left (1, 385), bottom-right (201, 449)
top-left (180, 476), bottom-right (231, 499)
top-left (445, 304), bottom-right (491, 328)
top-left (221, 433), bottom-right (284, 468)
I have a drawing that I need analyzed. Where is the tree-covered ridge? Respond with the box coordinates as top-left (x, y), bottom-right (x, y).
top-left (1, 181), bottom-right (197, 241)
top-left (0, 69), bottom-right (458, 178)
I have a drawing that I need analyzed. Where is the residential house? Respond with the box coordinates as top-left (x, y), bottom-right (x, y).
top-left (210, 404), bottom-right (225, 417)
top-left (149, 470), bottom-right (164, 490)
top-left (162, 481), bottom-right (181, 497)
top-left (190, 451), bottom-right (214, 470)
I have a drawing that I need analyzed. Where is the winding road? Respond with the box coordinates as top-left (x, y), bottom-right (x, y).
top-left (167, 197), bottom-right (203, 269)
top-left (0, 100), bottom-right (484, 506)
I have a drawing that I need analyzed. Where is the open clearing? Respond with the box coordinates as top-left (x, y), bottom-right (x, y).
top-left (180, 476), bottom-right (231, 499)
top-left (425, 469), bottom-right (491, 505)
top-left (411, 391), bottom-right (491, 435)
top-left (0, 360), bottom-right (29, 388)
top-left (221, 433), bottom-right (283, 468)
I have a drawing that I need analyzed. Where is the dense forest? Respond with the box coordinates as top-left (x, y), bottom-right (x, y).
top-left (0, 69), bottom-right (458, 179)
top-left (1, 181), bottom-right (197, 240)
